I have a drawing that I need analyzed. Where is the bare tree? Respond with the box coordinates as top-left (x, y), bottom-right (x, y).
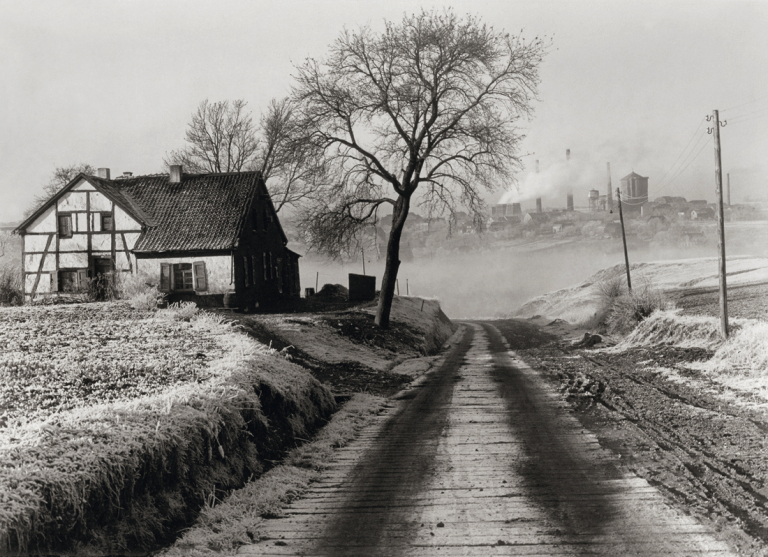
top-left (164, 99), bottom-right (259, 173)
top-left (257, 98), bottom-right (326, 213)
top-left (166, 98), bottom-right (320, 213)
top-left (24, 163), bottom-right (96, 218)
top-left (293, 9), bottom-right (547, 328)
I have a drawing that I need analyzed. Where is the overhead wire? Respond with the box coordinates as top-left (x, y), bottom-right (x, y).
top-left (653, 118), bottom-right (705, 187)
top-left (720, 97), bottom-right (768, 112)
top-left (652, 135), bottom-right (713, 198)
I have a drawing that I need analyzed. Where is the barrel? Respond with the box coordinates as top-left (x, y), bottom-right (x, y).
top-left (223, 290), bottom-right (238, 309)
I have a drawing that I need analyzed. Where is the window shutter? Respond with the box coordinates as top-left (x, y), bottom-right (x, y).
top-left (50, 271), bottom-right (59, 292)
top-left (77, 269), bottom-right (88, 290)
top-left (193, 261), bottom-right (207, 292)
top-left (160, 263), bottom-right (171, 292)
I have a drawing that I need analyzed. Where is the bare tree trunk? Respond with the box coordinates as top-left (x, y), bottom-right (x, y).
top-left (375, 195), bottom-right (410, 328)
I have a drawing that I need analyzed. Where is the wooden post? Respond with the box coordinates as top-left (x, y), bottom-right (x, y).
top-left (362, 247), bottom-right (366, 275)
top-left (315, 271), bottom-right (319, 292)
top-left (406, 279), bottom-right (409, 296)
top-left (712, 109), bottom-right (729, 338)
top-left (396, 279), bottom-right (399, 296)
top-left (616, 188), bottom-right (632, 291)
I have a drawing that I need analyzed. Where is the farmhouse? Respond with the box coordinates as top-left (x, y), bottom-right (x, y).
top-left (14, 166), bottom-right (300, 308)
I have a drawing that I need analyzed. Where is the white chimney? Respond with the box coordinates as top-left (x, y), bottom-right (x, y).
top-left (169, 165), bottom-right (182, 183)
top-left (97, 168), bottom-right (111, 179)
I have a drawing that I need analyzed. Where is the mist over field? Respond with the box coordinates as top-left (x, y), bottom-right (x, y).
top-left (299, 224), bottom-right (768, 319)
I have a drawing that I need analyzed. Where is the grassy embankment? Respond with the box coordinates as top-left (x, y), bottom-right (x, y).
top-left (515, 256), bottom-right (768, 401)
top-left (0, 302), bottom-right (335, 554)
top-left (161, 295), bottom-right (457, 555)
top-left (0, 295), bottom-right (455, 555)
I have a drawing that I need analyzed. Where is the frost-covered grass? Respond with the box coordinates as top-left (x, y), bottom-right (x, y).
top-left (0, 302), bottom-right (229, 426)
top-left (608, 309), bottom-right (768, 401)
top-left (0, 302), bottom-right (335, 554)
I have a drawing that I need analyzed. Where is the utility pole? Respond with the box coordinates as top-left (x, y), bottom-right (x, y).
top-left (709, 109), bottom-right (729, 338)
top-left (616, 188), bottom-right (632, 291)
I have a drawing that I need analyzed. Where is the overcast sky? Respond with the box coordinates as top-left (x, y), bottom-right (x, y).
top-left (1, 0), bottom-right (766, 223)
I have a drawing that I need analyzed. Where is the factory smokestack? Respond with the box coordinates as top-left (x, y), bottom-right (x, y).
top-left (536, 198), bottom-right (542, 213)
top-left (566, 149), bottom-right (573, 211)
top-left (606, 162), bottom-right (613, 211)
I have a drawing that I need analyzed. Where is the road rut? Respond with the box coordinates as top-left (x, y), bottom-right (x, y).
top-left (239, 321), bottom-right (732, 556)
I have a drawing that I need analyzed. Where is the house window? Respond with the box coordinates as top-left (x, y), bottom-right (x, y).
top-left (58, 214), bottom-right (73, 238)
top-left (58, 269), bottom-right (88, 292)
top-left (173, 263), bottom-right (194, 291)
top-left (101, 213), bottom-right (114, 231)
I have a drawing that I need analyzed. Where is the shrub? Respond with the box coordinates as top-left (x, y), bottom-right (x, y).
top-left (0, 264), bottom-right (22, 305)
top-left (160, 301), bottom-right (199, 321)
top-left (606, 280), bottom-right (667, 335)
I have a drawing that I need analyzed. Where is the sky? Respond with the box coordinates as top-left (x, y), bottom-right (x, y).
top-left (1, 0), bottom-right (767, 223)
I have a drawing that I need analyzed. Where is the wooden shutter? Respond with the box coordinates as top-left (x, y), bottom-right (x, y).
top-left (50, 271), bottom-right (59, 292)
top-left (159, 263), bottom-right (171, 292)
top-left (193, 261), bottom-right (207, 292)
top-left (77, 269), bottom-right (88, 291)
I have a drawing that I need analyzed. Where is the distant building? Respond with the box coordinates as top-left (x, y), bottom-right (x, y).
top-left (523, 212), bottom-right (550, 225)
top-left (492, 203), bottom-right (522, 217)
top-left (619, 172), bottom-right (649, 213)
top-left (654, 196), bottom-right (687, 205)
top-left (691, 207), bottom-right (715, 220)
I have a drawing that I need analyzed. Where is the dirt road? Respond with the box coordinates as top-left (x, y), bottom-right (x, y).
top-left (238, 321), bottom-right (732, 556)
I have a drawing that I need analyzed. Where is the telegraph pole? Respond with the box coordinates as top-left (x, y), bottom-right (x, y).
top-left (709, 110), bottom-right (729, 338)
top-left (616, 188), bottom-right (632, 291)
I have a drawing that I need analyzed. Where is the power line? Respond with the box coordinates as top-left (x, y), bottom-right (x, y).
top-left (654, 130), bottom-right (709, 192)
top-left (652, 136), bottom-right (712, 198)
top-left (653, 118), bottom-right (705, 187)
top-left (724, 106), bottom-right (768, 121)
top-left (720, 97), bottom-right (768, 112)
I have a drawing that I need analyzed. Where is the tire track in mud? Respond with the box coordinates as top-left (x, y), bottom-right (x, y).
top-left (239, 321), bottom-right (732, 556)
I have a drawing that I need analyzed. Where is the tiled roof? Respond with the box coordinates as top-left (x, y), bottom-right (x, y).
top-left (111, 171), bottom-right (263, 253)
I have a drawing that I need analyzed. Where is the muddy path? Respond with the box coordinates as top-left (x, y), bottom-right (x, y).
top-left (239, 321), bottom-right (731, 556)
top-left (516, 335), bottom-right (768, 556)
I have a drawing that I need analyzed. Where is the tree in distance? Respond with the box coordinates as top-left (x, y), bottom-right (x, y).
top-left (165, 98), bottom-right (321, 213)
top-left (25, 163), bottom-right (96, 218)
top-left (293, 9), bottom-right (547, 328)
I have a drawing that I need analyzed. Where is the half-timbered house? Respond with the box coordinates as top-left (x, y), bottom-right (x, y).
top-left (14, 166), bottom-right (300, 308)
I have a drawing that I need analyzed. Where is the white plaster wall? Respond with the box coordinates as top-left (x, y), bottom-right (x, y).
top-left (115, 206), bottom-right (141, 231)
top-left (25, 273), bottom-right (53, 295)
top-left (27, 206), bottom-right (56, 233)
top-left (24, 253), bottom-right (47, 272)
top-left (59, 235), bottom-right (88, 252)
top-left (58, 191), bottom-right (88, 212)
top-left (115, 236), bottom-right (132, 270)
top-left (146, 255), bottom-right (233, 294)
top-left (91, 233), bottom-right (112, 251)
top-left (24, 234), bottom-right (53, 252)
top-left (123, 232), bottom-right (141, 249)
top-left (60, 252), bottom-right (88, 268)
top-left (91, 213), bottom-right (101, 231)
top-left (76, 213), bottom-right (88, 232)
top-left (89, 191), bottom-right (112, 211)
top-left (72, 179), bottom-right (95, 191)
top-left (90, 251), bottom-right (112, 259)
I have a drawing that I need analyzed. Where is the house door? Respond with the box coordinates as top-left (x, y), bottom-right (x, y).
top-left (93, 257), bottom-right (112, 277)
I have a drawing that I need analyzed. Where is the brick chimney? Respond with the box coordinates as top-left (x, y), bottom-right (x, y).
top-left (169, 165), bottom-right (182, 183)
top-left (97, 168), bottom-right (110, 179)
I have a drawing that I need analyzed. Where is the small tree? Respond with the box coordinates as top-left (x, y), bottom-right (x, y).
top-left (25, 163), bottom-right (95, 218)
top-left (164, 99), bottom-right (259, 174)
top-left (165, 98), bottom-right (321, 213)
top-left (293, 10), bottom-right (547, 327)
